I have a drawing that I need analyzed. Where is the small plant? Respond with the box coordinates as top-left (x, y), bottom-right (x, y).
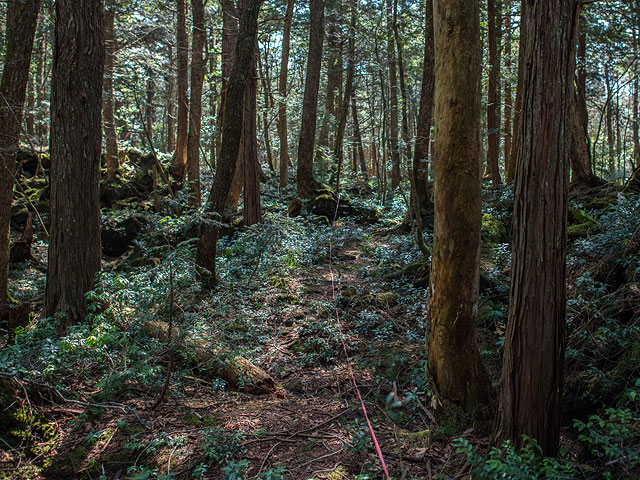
top-left (220, 459), bottom-right (249, 480)
top-left (574, 406), bottom-right (640, 477)
top-left (454, 436), bottom-right (575, 480)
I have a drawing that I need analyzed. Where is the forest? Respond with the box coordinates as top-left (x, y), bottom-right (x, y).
top-left (1, 0), bottom-right (639, 478)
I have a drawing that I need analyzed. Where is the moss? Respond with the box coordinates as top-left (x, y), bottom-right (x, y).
top-left (568, 222), bottom-right (594, 239)
top-left (325, 465), bottom-right (349, 480)
top-left (375, 292), bottom-right (398, 304)
top-left (283, 377), bottom-right (304, 393)
top-left (482, 213), bottom-right (507, 244)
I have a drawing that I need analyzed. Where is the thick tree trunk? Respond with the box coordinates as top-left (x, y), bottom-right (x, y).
top-left (196, 0), bottom-right (263, 287)
top-left (171, 0), bottom-right (189, 181)
top-left (278, 0), bottom-right (294, 189)
top-left (296, 0), bottom-right (325, 198)
top-left (427, 0), bottom-right (492, 417)
top-left (503, 0), bottom-right (513, 183)
top-left (46, 0), bottom-right (104, 327)
top-left (103, 0), bottom-right (119, 181)
top-left (498, 0), bottom-right (579, 456)
top-left (486, 0), bottom-right (502, 187)
top-left (413, 0), bottom-right (435, 217)
top-left (186, 0), bottom-right (206, 206)
top-left (0, 0), bottom-right (40, 313)
top-left (386, 0), bottom-right (400, 191)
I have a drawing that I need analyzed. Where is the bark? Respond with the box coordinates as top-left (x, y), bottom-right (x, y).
top-left (427, 0), bottom-right (492, 417)
top-left (386, 0), bottom-right (400, 191)
top-left (277, 0), bottom-right (294, 189)
top-left (187, 0), bottom-right (206, 206)
top-left (413, 0), bottom-right (435, 217)
top-left (486, 0), bottom-right (502, 187)
top-left (196, 0), bottom-right (263, 286)
top-left (103, 0), bottom-right (119, 181)
top-left (503, 0), bottom-right (513, 183)
top-left (46, 0), bottom-right (104, 327)
top-left (296, 0), bottom-right (325, 198)
top-left (507, 18), bottom-right (525, 184)
top-left (171, 0), bottom-right (189, 181)
top-left (498, 0), bottom-right (579, 456)
top-left (0, 0), bottom-right (40, 312)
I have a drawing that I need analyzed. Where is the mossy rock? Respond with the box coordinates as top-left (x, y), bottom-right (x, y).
top-left (482, 213), bottom-right (507, 244)
top-left (568, 222), bottom-right (595, 239)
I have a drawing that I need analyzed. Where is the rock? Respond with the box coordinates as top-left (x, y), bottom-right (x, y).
top-left (101, 214), bottom-right (146, 257)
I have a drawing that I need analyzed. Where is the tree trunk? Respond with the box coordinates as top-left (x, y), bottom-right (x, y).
top-left (103, 0), bottom-right (119, 181)
top-left (258, 52), bottom-right (275, 173)
top-left (242, 55), bottom-right (262, 226)
top-left (186, 0), bottom-right (206, 206)
top-left (605, 64), bottom-right (615, 175)
top-left (278, 0), bottom-right (294, 189)
top-left (145, 67), bottom-right (155, 146)
top-left (317, 0), bottom-right (342, 155)
top-left (634, 25), bottom-right (640, 168)
top-left (46, 0), bottom-right (104, 328)
top-left (352, 94), bottom-right (367, 179)
top-left (486, 0), bottom-right (502, 187)
top-left (334, 9), bottom-right (356, 193)
top-left (498, 0), bottom-right (579, 456)
top-left (166, 45), bottom-right (176, 153)
top-left (296, 0), bottom-right (325, 199)
top-left (571, 17), bottom-right (597, 186)
top-left (393, 0), bottom-right (411, 163)
top-left (386, 0), bottom-right (400, 191)
top-left (0, 0), bottom-right (40, 313)
top-left (413, 0), bottom-right (435, 217)
top-left (196, 0), bottom-right (263, 287)
top-left (171, 0), bottom-right (189, 181)
top-left (503, 0), bottom-right (513, 183)
top-left (427, 0), bottom-right (492, 417)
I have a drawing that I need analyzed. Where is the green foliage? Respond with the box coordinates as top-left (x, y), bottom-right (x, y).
top-left (200, 427), bottom-right (246, 464)
top-left (454, 436), bottom-right (575, 480)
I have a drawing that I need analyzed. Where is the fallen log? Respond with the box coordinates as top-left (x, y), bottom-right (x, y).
top-left (142, 321), bottom-right (277, 395)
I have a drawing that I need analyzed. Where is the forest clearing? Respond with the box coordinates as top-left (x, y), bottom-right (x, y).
top-left (1, 0), bottom-right (640, 479)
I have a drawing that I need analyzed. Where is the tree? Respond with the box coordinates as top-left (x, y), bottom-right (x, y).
top-left (103, 0), bottom-right (119, 181)
top-left (45, 0), bottom-right (104, 327)
top-left (427, 0), bottom-right (492, 417)
top-left (412, 0), bottom-right (435, 218)
top-left (386, 0), bottom-right (400, 191)
top-left (196, 0), bottom-right (263, 287)
top-left (171, 0), bottom-right (189, 181)
top-left (186, 0), bottom-right (206, 206)
top-left (498, 0), bottom-right (579, 456)
top-left (277, 0), bottom-right (294, 189)
top-left (0, 0), bottom-right (40, 315)
top-left (486, 0), bottom-right (502, 187)
top-left (503, 0), bottom-right (513, 183)
top-left (296, 0), bottom-right (325, 199)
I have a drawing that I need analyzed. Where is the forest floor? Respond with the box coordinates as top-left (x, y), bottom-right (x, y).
top-left (2, 158), bottom-right (640, 479)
